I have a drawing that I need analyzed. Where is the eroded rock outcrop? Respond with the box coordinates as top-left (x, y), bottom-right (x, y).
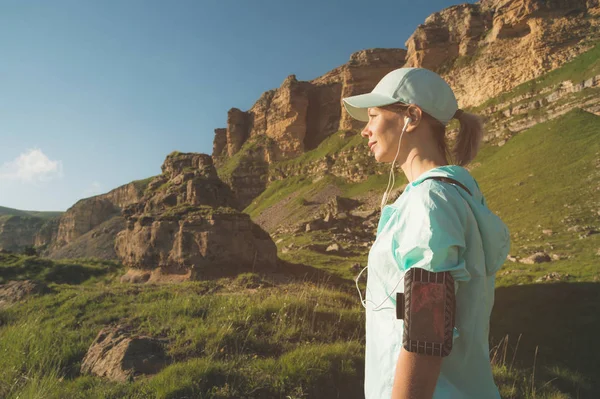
top-left (116, 152), bottom-right (277, 281)
top-left (213, 49), bottom-right (406, 208)
top-left (406, 0), bottom-right (600, 106)
top-left (41, 181), bottom-right (148, 256)
top-left (80, 325), bottom-right (168, 382)
top-left (0, 216), bottom-right (46, 252)
top-left (213, 48), bottom-right (406, 163)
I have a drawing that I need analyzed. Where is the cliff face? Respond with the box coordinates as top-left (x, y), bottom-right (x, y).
top-left (39, 181), bottom-right (147, 256)
top-left (213, 0), bottom-right (600, 162)
top-left (406, 0), bottom-right (600, 106)
top-left (115, 152), bottom-right (277, 281)
top-left (0, 216), bottom-right (45, 252)
top-left (213, 48), bottom-right (407, 209)
top-left (213, 48), bottom-right (407, 165)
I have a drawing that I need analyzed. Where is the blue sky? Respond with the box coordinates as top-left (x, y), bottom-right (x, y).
top-left (0, 0), bottom-right (473, 211)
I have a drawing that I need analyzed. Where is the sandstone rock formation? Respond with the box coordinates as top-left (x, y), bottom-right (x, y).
top-left (0, 216), bottom-right (46, 252)
top-left (115, 152), bottom-right (277, 281)
top-left (80, 325), bottom-right (168, 382)
top-left (36, 180), bottom-right (149, 257)
top-left (212, 49), bottom-right (406, 208)
top-left (213, 48), bottom-right (406, 164)
top-left (212, 128), bottom-right (227, 158)
top-left (406, 0), bottom-right (600, 106)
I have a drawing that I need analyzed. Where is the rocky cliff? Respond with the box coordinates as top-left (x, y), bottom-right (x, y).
top-left (115, 152), bottom-right (277, 282)
top-left (0, 216), bottom-right (45, 252)
top-left (407, 0), bottom-right (600, 106)
top-left (213, 48), bottom-right (407, 167)
top-left (212, 0), bottom-right (600, 210)
top-left (37, 181), bottom-right (148, 256)
top-left (213, 48), bottom-right (407, 209)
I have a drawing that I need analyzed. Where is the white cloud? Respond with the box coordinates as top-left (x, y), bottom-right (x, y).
top-left (82, 181), bottom-right (103, 198)
top-left (0, 149), bottom-right (63, 182)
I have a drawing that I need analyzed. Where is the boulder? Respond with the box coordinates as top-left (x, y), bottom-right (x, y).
top-left (520, 252), bottom-right (552, 264)
top-left (0, 280), bottom-right (51, 309)
top-left (326, 243), bottom-right (343, 253)
top-left (80, 325), bottom-right (168, 382)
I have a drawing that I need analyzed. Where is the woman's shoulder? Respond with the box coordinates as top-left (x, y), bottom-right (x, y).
top-left (391, 179), bottom-right (469, 225)
top-left (407, 178), bottom-right (468, 206)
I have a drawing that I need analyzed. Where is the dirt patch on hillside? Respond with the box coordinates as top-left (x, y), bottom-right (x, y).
top-left (252, 182), bottom-right (344, 233)
top-left (351, 185), bottom-right (405, 212)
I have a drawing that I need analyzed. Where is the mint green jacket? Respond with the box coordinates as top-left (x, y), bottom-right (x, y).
top-left (364, 165), bottom-right (510, 399)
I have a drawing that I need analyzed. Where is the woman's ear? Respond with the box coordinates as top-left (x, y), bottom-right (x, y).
top-left (405, 106), bottom-right (423, 132)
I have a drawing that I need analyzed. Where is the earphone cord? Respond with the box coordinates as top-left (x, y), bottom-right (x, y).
top-left (359, 117), bottom-right (410, 311)
top-left (380, 118), bottom-right (410, 211)
top-left (355, 264), bottom-right (405, 311)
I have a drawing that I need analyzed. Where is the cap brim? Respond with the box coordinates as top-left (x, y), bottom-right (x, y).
top-left (342, 93), bottom-right (398, 122)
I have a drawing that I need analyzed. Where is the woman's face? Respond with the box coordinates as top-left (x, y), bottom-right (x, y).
top-left (361, 106), bottom-right (404, 163)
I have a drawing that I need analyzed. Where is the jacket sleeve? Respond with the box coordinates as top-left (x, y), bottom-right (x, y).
top-left (392, 183), bottom-right (471, 284)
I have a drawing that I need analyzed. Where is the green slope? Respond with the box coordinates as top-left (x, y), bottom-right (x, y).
top-left (472, 108), bottom-right (599, 284)
top-left (471, 109), bottom-right (600, 396)
top-left (0, 206), bottom-right (63, 220)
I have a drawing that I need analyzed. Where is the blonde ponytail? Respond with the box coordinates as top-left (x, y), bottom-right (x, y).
top-left (452, 110), bottom-right (484, 167)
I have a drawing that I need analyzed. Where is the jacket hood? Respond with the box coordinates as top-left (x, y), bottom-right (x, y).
top-left (410, 165), bottom-right (510, 275)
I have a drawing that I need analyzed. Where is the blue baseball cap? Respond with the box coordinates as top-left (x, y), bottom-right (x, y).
top-left (342, 67), bottom-right (459, 126)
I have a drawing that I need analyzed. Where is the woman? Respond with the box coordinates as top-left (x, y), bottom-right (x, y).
top-left (343, 68), bottom-right (510, 399)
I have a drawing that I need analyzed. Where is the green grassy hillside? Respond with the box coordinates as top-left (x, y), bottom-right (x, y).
top-left (0, 206), bottom-right (62, 220)
top-left (0, 255), bottom-right (364, 398)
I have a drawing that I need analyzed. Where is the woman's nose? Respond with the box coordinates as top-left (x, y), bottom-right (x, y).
top-left (361, 124), bottom-right (370, 138)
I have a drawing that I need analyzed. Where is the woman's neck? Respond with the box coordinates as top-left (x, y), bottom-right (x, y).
top-left (401, 150), bottom-right (448, 183)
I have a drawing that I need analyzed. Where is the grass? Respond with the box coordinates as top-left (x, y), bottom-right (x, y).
top-left (0, 253), bottom-right (122, 285)
top-left (471, 108), bottom-right (600, 271)
top-left (339, 167), bottom-right (407, 199)
top-left (2, 252), bottom-right (594, 398)
top-left (0, 256), bottom-right (365, 398)
top-left (244, 175), bottom-right (314, 219)
top-left (216, 135), bottom-right (274, 183)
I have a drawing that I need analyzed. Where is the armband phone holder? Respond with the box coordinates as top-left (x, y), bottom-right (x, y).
top-left (396, 268), bottom-right (455, 357)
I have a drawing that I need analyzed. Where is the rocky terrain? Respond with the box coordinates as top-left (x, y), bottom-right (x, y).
top-left (115, 152), bottom-right (277, 282)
